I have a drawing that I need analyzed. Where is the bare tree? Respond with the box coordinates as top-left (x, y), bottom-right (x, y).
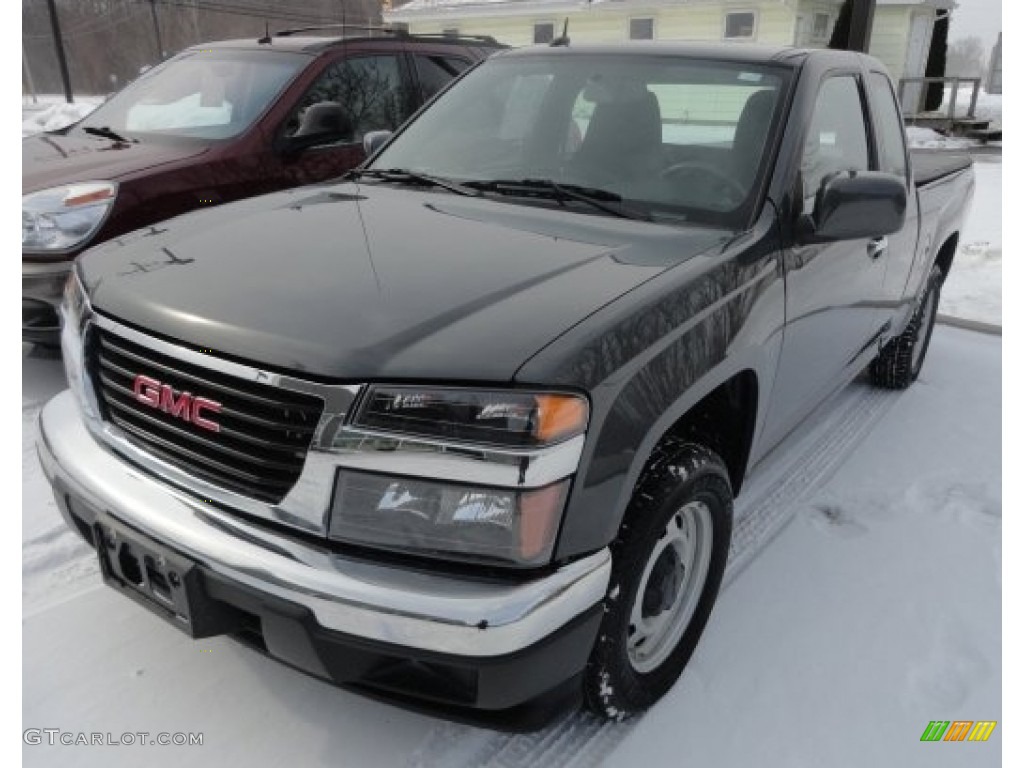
top-left (946, 36), bottom-right (988, 78)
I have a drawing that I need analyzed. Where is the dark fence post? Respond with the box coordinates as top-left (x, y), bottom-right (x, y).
top-left (45, 0), bottom-right (73, 103)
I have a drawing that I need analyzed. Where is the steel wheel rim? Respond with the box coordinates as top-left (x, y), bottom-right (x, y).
top-left (627, 499), bottom-right (713, 674)
top-left (912, 287), bottom-right (938, 370)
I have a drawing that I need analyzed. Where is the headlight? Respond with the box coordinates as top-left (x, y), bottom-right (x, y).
top-left (354, 386), bottom-right (588, 447)
top-left (331, 386), bottom-right (590, 565)
top-left (329, 472), bottom-right (570, 566)
top-left (23, 182), bottom-right (117, 252)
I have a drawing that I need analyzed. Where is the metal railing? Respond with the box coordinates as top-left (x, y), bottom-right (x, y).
top-left (897, 76), bottom-right (982, 120)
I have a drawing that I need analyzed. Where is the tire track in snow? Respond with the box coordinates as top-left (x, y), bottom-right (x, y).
top-left (406, 380), bottom-right (899, 768)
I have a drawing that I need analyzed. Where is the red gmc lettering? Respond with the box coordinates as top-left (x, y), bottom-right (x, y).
top-left (132, 375), bottom-right (162, 408)
top-left (132, 374), bottom-right (222, 432)
top-left (159, 385), bottom-right (192, 419)
top-left (191, 398), bottom-right (222, 433)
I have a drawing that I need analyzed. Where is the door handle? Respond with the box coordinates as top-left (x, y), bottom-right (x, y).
top-left (867, 236), bottom-right (888, 260)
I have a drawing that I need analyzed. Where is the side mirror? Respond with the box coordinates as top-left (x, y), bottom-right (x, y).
top-left (278, 102), bottom-right (353, 155)
top-left (363, 130), bottom-right (393, 158)
top-left (799, 171), bottom-right (907, 243)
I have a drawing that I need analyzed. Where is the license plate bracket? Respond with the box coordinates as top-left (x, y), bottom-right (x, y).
top-left (93, 515), bottom-right (244, 638)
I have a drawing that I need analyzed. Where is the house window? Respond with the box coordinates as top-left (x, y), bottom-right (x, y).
top-left (534, 22), bottom-right (555, 44)
top-left (630, 18), bottom-right (655, 40)
top-left (724, 11), bottom-right (756, 40)
top-left (442, 28), bottom-right (459, 38)
top-left (812, 13), bottom-right (830, 39)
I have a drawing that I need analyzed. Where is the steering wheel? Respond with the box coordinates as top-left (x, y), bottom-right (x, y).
top-left (659, 160), bottom-right (748, 201)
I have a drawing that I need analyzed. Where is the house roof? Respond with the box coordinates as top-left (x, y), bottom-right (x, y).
top-left (389, 0), bottom-right (955, 21)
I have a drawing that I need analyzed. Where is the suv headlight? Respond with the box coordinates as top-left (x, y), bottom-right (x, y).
top-left (23, 182), bottom-right (117, 252)
top-left (328, 387), bottom-right (589, 566)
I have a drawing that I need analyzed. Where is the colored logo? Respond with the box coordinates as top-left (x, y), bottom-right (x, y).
top-left (921, 721), bottom-right (997, 742)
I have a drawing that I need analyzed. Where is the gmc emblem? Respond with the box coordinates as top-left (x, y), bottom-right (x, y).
top-left (132, 374), bottom-right (222, 433)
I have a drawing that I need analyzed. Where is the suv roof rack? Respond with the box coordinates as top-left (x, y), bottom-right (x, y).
top-left (273, 23), bottom-right (501, 46)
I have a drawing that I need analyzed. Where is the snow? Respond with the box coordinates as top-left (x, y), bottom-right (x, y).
top-left (906, 125), bottom-right (977, 150)
top-left (22, 326), bottom-right (1001, 766)
top-left (22, 94), bottom-right (103, 137)
top-left (939, 157), bottom-right (1001, 326)
top-left (937, 86), bottom-right (1002, 129)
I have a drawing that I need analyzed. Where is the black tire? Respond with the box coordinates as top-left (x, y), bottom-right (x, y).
top-left (583, 439), bottom-right (732, 720)
top-left (869, 264), bottom-right (943, 389)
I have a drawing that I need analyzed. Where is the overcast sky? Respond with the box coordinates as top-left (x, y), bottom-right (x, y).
top-left (946, 0), bottom-right (1002, 48)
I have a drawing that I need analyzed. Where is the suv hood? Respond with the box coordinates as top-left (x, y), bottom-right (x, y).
top-left (79, 182), bottom-right (727, 382)
top-left (23, 132), bottom-right (210, 192)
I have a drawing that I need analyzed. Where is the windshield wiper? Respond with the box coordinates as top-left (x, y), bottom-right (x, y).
top-left (82, 126), bottom-right (135, 143)
top-left (348, 168), bottom-right (480, 197)
top-left (464, 179), bottom-right (652, 221)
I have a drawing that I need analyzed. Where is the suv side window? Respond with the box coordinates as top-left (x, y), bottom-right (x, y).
top-left (285, 55), bottom-right (410, 143)
top-left (413, 55), bottom-right (471, 101)
top-left (867, 72), bottom-right (908, 181)
top-left (801, 75), bottom-right (870, 213)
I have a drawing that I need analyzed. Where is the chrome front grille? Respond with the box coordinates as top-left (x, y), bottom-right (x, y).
top-left (90, 327), bottom-right (325, 504)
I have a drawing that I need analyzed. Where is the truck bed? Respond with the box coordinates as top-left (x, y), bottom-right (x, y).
top-left (911, 150), bottom-right (973, 187)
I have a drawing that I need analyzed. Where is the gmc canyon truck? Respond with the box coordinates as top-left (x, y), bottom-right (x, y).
top-left (38, 43), bottom-right (974, 727)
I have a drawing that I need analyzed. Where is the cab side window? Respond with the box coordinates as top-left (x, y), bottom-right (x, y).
top-left (413, 55), bottom-right (471, 101)
top-left (801, 75), bottom-right (870, 213)
top-left (868, 72), bottom-right (908, 181)
top-left (285, 55), bottom-right (410, 143)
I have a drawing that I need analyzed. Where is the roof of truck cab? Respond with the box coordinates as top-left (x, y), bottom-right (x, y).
top-left (491, 42), bottom-right (876, 68)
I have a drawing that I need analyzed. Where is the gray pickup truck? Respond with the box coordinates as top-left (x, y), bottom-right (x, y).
top-left (38, 42), bottom-right (974, 728)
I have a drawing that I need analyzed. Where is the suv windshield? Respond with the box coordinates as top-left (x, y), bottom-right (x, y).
top-left (370, 53), bottom-right (789, 227)
top-left (77, 49), bottom-right (308, 141)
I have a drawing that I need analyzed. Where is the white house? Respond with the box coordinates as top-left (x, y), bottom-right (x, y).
top-left (387, 0), bottom-right (955, 105)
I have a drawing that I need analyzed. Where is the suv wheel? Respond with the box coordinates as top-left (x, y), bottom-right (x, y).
top-left (583, 440), bottom-right (732, 719)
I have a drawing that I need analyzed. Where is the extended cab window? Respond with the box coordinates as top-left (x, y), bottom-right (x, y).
top-left (801, 75), bottom-right (870, 213)
top-left (285, 55), bottom-right (411, 143)
top-left (868, 72), bottom-right (908, 181)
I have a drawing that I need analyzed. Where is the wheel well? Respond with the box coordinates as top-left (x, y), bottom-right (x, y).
top-left (934, 233), bottom-right (959, 282)
top-left (661, 370), bottom-right (758, 495)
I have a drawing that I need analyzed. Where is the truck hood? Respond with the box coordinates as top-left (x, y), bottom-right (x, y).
top-left (23, 132), bottom-right (210, 192)
top-left (79, 182), bottom-right (727, 382)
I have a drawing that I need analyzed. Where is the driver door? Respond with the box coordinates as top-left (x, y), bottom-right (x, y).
top-left (760, 73), bottom-right (889, 449)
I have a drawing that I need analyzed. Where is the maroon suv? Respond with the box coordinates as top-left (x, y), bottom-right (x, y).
top-left (22, 28), bottom-right (503, 344)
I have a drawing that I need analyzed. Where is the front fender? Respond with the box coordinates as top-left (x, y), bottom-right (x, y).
top-left (516, 208), bottom-right (785, 560)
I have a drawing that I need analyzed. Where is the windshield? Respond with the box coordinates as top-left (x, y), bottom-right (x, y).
top-left (78, 49), bottom-right (309, 141)
top-left (371, 54), bottom-right (789, 226)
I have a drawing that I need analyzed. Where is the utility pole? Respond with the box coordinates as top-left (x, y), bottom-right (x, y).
top-left (149, 0), bottom-right (165, 60)
top-left (847, 0), bottom-right (876, 53)
top-left (45, 0), bottom-right (73, 103)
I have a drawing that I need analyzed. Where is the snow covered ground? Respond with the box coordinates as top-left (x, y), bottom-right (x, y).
top-left (21, 326), bottom-right (1001, 767)
top-left (939, 156), bottom-right (1002, 326)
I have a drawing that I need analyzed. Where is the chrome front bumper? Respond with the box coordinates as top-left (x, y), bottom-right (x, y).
top-left (37, 390), bottom-right (611, 657)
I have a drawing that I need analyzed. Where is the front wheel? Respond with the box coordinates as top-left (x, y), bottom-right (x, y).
top-left (583, 440), bottom-right (732, 719)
